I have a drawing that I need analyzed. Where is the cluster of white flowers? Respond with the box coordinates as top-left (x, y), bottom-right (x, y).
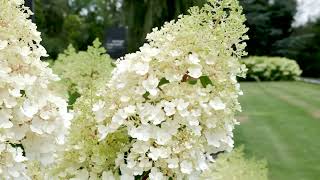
top-left (93, 0), bottom-right (248, 179)
top-left (51, 91), bottom-right (129, 180)
top-left (0, 0), bottom-right (72, 179)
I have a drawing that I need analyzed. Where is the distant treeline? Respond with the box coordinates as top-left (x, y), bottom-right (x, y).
top-left (35, 0), bottom-right (320, 77)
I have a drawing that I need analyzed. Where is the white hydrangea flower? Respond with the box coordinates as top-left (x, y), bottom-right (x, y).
top-left (97, 125), bottom-right (109, 141)
top-left (86, 0), bottom-right (248, 179)
top-left (149, 167), bottom-right (165, 180)
top-left (188, 53), bottom-right (200, 64)
top-left (188, 64), bottom-right (203, 78)
top-left (0, 110), bottom-right (13, 128)
top-left (148, 146), bottom-right (171, 160)
top-left (180, 160), bottom-right (193, 174)
top-left (209, 97), bottom-right (226, 110)
top-left (142, 75), bottom-right (160, 96)
top-left (0, 40), bottom-right (8, 50)
top-left (120, 174), bottom-right (134, 180)
top-left (163, 101), bottom-right (176, 116)
top-left (102, 171), bottom-right (116, 180)
top-left (138, 103), bottom-right (165, 125)
top-left (0, 1), bottom-right (72, 178)
top-left (133, 62), bottom-right (150, 75)
top-left (128, 125), bottom-right (152, 141)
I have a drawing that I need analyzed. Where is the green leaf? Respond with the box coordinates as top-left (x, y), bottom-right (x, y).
top-left (68, 91), bottom-right (81, 108)
top-left (158, 77), bottom-right (170, 87)
top-left (199, 76), bottom-right (213, 88)
top-left (143, 92), bottom-right (150, 100)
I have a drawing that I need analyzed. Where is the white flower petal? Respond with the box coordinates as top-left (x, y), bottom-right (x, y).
top-left (188, 53), bottom-right (200, 64)
top-left (209, 97), bottom-right (226, 110)
top-left (188, 64), bottom-right (202, 78)
top-left (0, 40), bottom-right (8, 50)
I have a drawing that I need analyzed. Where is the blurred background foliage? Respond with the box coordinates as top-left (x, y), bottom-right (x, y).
top-left (34, 0), bottom-right (320, 77)
top-left (122, 0), bottom-right (206, 52)
top-left (240, 56), bottom-right (302, 81)
top-left (35, 0), bottom-right (123, 59)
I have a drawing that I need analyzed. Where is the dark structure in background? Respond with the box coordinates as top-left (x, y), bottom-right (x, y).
top-left (104, 27), bottom-right (128, 59)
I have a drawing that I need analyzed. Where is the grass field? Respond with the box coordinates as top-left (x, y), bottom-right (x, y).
top-left (235, 82), bottom-right (320, 180)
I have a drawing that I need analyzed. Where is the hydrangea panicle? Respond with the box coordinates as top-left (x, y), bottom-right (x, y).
top-left (51, 90), bottom-right (129, 179)
top-left (49, 41), bottom-right (127, 179)
top-left (93, 0), bottom-right (249, 179)
top-left (0, 0), bottom-right (72, 178)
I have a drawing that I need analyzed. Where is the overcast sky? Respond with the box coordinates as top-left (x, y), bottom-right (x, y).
top-left (293, 0), bottom-right (320, 26)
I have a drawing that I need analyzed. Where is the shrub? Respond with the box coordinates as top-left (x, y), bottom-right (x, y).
top-left (50, 39), bottom-right (114, 102)
top-left (68, 0), bottom-right (249, 179)
top-left (241, 56), bottom-right (302, 81)
top-left (0, 1), bottom-right (72, 179)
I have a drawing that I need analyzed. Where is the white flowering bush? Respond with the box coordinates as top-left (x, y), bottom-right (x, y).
top-left (241, 56), bottom-right (302, 81)
top-left (88, 0), bottom-right (248, 179)
top-left (51, 39), bottom-right (114, 99)
top-left (0, 0), bottom-right (72, 179)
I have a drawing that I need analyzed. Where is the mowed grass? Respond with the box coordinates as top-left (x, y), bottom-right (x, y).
top-left (235, 82), bottom-right (320, 180)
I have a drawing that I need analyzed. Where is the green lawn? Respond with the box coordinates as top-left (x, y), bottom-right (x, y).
top-left (235, 82), bottom-right (320, 180)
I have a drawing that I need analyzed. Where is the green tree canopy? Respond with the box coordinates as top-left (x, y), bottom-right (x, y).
top-left (122, 0), bottom-right (206, 52)
top-left (273, 20), bottom-right (320, 77)
top-left (35, 0), bottom-right (122, 59)
top-left (239, 0), bottom-right (296, 56)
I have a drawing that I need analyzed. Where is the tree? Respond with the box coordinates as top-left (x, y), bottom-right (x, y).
top-left (239, 0), bottom-right (297, 56)
top-left (273, 20), bottom-right (320, 77)
top-left (123, 0), bottom-right (206, 52)
top-left (35, 0), bottom-right (122, 59)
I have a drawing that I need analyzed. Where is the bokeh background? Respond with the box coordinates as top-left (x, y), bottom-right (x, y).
top-left (34, 0), bottom-right (320, 78)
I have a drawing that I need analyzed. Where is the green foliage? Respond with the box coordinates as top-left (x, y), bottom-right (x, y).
top-left (51, 39), bottom-right (114, 100)
top-left (199, 76), bottom-right (213, 88)
top-left (273, 20), bottom-right (320, 77)
top-left (201, 146), bottom-right (268, 180)
top-left (239, 0), bottom-right (296, 56)
top-left (34, 0), bottom-right (320, 77)
top-left (241, 56), bottom-right (302, 81)
top-left (239, 0), bottom-right (320, 77)
top-left (35, 0), bottom-right (72, 58)
top-left (123, 0), bottom-right (206, 52)
top-left (35, 0), bottom-right (122, 58)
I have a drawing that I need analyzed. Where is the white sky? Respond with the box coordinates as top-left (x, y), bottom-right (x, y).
top-left (293, 0), bottom-right (320, 26)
